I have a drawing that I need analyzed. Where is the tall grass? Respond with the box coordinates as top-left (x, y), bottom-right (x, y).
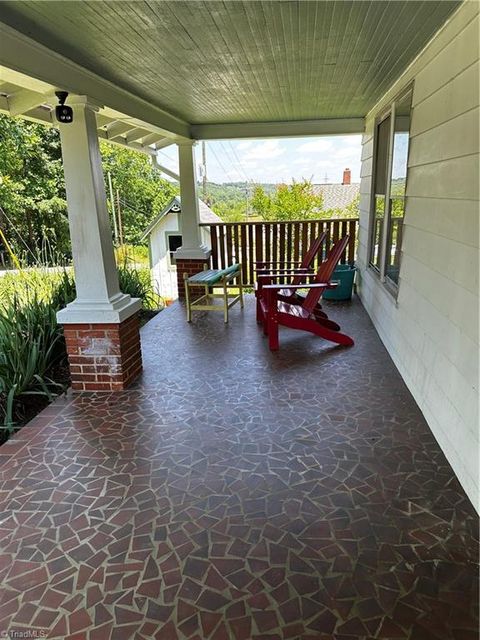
top-left (0, 296), bottom-right (65, 434)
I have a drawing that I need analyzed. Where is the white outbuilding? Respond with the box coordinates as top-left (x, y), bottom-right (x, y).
top-left (141, 195), bottom-right (221, 301)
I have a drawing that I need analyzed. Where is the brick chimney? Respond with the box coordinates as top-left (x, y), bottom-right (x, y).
top-left (342, 168), bottom-right (351, 185)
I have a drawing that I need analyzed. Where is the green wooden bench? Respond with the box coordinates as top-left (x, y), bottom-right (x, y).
top-left (184, 263), bottom-right (244, 323)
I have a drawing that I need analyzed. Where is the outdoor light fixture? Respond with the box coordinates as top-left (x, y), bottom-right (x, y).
top-left (55, 91), bottom-right (73, 123)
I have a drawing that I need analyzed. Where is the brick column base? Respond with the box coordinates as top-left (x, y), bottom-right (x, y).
top-left (176, 257), bottom-right (211, 300)
top-left (63, 313), bottom-right (142, 391)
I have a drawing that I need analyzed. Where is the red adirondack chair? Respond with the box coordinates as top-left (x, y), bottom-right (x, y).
top-left (259, 235), bottom-right (354, 351)
top-left (255, 231), bottom-right (327, 322)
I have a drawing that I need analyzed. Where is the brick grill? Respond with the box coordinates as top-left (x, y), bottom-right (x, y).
top-left (176, 257), bottom-right (210, 300)
top-left (63, 313), bottom-right (142, 391)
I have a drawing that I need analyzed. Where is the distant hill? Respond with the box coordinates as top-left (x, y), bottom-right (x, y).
top-left (202, 181), bottom-right (359, 222)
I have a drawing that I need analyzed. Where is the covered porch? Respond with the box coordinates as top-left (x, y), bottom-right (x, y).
top-left (0, 297), bottom-right (477, 639)
top-left (0, 0), bottom-right (478, 638)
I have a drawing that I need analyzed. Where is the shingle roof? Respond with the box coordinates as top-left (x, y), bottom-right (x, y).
top-left (312, 183), bottom-right (360, 211)
top-left (141, 196), bottom-right (222, 240)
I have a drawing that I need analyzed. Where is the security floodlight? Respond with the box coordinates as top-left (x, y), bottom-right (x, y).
top-left (55, 91), bottom-right (73, 123)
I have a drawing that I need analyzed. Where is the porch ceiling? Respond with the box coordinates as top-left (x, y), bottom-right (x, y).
top-left (0, 0), bottom-right (461, 133)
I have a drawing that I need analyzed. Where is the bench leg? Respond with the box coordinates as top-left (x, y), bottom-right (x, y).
top-left (223, 279), bottom-right (228, 323)
top-left (238, 265), bottom-right (244, 309)
top-left (184, 274), bottom-right (192, 322)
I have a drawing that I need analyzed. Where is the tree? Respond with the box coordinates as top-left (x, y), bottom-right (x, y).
top-left (0, 114), bottom-right (68, 263)
top-left (0, 113), bottom-right (178, 265)
top-left (251, 180), bottom-right (324, 221)
top-left (206, 182), bottom-right (249, 222)
top-left (251, 186), bottom-right (272, 219)
top-left (100, 143), bottom-right (178, 245)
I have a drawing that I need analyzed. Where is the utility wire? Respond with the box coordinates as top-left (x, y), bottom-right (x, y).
top-left (227, 141), bottom-right (251, 184)
top-left (218, 141), bottom-right (248, 183)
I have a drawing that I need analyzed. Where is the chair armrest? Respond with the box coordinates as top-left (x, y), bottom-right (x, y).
top-left (256, 267), bottom-right (310, 274)
top-left (254, 260), bottom-right (302, 266)
top-left (257, 270), bottom-right (315, 278)
top-left (262, 281), bottom-right (338, 290)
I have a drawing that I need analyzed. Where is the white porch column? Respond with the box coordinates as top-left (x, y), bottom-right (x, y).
top-left (175, 141), bottom-right (210, 260)
top-left (56, 95), bottom-right (141, 324)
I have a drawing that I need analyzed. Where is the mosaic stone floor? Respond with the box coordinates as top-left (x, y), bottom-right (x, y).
top-left (0, 296), bottom-right (477, 640)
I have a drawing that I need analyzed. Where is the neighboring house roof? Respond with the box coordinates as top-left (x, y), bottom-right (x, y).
top-left (312, 183), bottom-right (360, 211)
top-left (141, 196), bottom-right (222, 240)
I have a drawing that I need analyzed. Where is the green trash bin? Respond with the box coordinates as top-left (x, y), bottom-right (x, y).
top-left (323, 264), bottom-right (356, 301)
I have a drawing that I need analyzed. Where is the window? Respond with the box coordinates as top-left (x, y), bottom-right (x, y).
top-left (370, 115), bottom-right (391, 271)
top-left (369, 88), bottom-right (413, 291)
top-left (167, 234), bottom-right (182, 265)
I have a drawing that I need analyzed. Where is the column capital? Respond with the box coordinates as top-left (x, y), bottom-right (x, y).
top-left (177, 138), bottom-right (196, 147)
top-left (64, 94), bottom-right (103, 111)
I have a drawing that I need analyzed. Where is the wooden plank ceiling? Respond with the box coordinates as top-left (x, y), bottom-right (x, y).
top-left (0, 0), bottom-right (461, 125)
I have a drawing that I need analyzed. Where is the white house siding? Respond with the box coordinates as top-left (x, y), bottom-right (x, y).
top-left (357, 2), bottom-right (479, 509)
top-left (150, 214), bottom-right (212, 300)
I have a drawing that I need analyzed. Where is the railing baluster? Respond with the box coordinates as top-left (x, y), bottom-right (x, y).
top-left (248, 223), bottom-right (254, 285)
top-left (210, 225), bottom-right (218, 269)
top-left (301, 222), bottom-right (308, 263)
top-left (348, 219), bottom-right (356, 263)
top-left (255, 224), bottom-right (263, 271)
top-left (292, 222), bottom-right (300, 264)
top-left (226, 224), bottom-right (233, 266)
top-left (265, 223), bottom-right (271, 264)
top-left (233, 223), bottom-right (240, 266)
top-left (218, 225), bottom-right (226, 269)
top-left (272, 222), bottom-right (278, 266)
top-left (240, 224), bottom-right (248, 284)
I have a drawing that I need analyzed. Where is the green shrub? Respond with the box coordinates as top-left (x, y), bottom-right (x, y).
top-left (0, 295), bottom-right (66, 433)
top-left (118, 262), bottom-right (163, 310)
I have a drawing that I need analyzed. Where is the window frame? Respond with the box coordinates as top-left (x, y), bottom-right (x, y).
top-left (165, 231), bottom-right (183, 268)
top-left (368, 108), bottom-right (393, 275)
top-left (368, 83), bottom-right (414, 297)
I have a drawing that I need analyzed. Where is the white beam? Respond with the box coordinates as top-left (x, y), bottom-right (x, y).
top-left (0, 21), bottom-right (190, 140)
top-left (152, 156), bottom-right (179, 181)
top-left (191, 118), bottom-right (365, 140)
top-left (97, 128), bottom-right (156, 156)
top-left (125, 127), bottom-right (151, 143)
top-left (141, 133), bottom-right (167, 147)
top-left (0, 96), bottom-right (53, 125)
top-left (105, 121), bottom-right (134, 140)
top-left (154, 139), bottom-right (175, 151)
top-left (0, 66), bottom-right (52, 94)
top-left (7, 88), bottom-right (51, 116)
top-left (95, 114), bottom-right (112, 129)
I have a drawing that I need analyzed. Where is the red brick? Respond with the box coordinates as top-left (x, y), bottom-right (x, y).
top-left (62, 313), bottom-right (142, 392)
top-left (176, 257), bottom-right (211, 300)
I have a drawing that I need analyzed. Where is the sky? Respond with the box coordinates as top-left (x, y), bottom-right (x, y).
top-left (156, 135), bottom-right (362, 185)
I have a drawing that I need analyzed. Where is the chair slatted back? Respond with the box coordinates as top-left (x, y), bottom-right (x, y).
top-left (302, 235), bottom-right (350, 313)
top-left (291, 231), bottom-right (327, 285)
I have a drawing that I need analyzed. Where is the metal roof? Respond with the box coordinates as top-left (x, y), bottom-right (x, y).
top-left (313, 183), bottom-right (360, 211)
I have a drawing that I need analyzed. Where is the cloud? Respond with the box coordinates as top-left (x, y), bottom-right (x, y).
top-left (242, 140), bottom-right (285, 161)
top-left (334, 146), bottom-right (361, 159)
top-left (237, 141), bottom-right (253, 151)
top-left (297, 139), bottom-right (333, 153)
top-left (206, 136), bottom-right (362, 184)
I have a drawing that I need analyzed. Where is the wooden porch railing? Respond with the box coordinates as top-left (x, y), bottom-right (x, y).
top-left (199, 218), bottom-right (359, 287)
